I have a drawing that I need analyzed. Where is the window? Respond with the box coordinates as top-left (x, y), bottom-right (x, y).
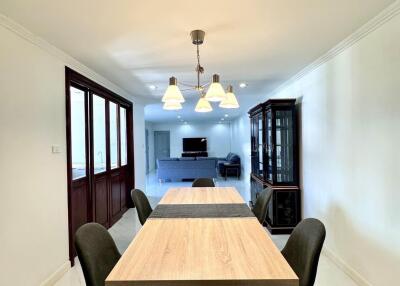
top-left (120, 107), bottom-right (128, 166)
top-left (93, 95), bottom-right (106, 173)
top-left (109, 102), bottom-right (118, 169)
top-left (70, 86), bottom-right (86, 179)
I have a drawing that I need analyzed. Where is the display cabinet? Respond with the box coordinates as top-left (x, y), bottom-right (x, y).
top-left (249, 99), bottom-right (301, 234)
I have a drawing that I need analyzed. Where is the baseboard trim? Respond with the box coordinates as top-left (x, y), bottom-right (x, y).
top-left (40, 261), bottom-right (70, 286)
top-left (322, 247), bottom-right (372, 286)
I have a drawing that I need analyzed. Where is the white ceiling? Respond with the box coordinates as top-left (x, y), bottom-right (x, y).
top-left (0, 0), bottom-right (394, 123)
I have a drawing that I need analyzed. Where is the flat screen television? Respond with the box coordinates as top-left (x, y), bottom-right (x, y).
top-left (182, 137), bottom-right (207, 152)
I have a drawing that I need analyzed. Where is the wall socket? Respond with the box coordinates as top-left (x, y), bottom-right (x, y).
top-left (52, 145), bottom-right (61, 154)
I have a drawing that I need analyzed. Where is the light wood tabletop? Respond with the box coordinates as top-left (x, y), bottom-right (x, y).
top-left (159, 187), bottom-right (245, 205)
top-left (106, 187), bottom-right (298, 286)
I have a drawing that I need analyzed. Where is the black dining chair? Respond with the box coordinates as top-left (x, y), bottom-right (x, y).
top-left (192, 178), bottom-right (215, 187)
top-left (252, 187), bottom-right (273, 224)
top-left (75, 223), bottom-right (121, 286)
top-left (131, 189), bottom-right (153, 225)
top-left (281, 218), bottom-right (326, 286)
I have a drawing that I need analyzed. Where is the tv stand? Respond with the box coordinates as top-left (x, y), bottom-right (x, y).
top-left (182, 151), bottom-right (208, 157)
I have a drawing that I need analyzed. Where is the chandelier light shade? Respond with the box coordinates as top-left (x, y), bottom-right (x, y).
top-left (195, 97), bottom-right (213, 112)
top-left (163, 101), bottom-right (182, 110)
top-left (205, 74), bottom-right (226, 102)
top-left (161, 77), bottom-right (185, 103)
top-left (219, 85), bottom-right (240, 109)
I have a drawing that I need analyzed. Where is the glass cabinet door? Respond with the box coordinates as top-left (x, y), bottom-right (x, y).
top-left (250, 116), bottom-right (257, 174)
top-left (257, 113), bottom-right (264, 177)
top-left (265, 109), bottom-right (273, 182)
top-left (275, 109), bottom-right (295, 184)
top-left (250, 112), bottom-right (264, 178)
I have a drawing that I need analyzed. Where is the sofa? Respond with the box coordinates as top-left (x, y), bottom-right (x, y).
top-left (217, 152), bottom-right (241, 177)
top-left (157, 157), bottom-right (218, 181)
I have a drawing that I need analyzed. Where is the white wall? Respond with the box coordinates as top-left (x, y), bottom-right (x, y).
top-left (133, 103), bottom-right (146, 190)
top-left (151, 122), bottom-right (231, 158)
top-left (230, 115), bottom-right (251, 179)
top-left (0, 20), bottom-right (145, 285)
top-left (269, 11), bottom-right (400, 286)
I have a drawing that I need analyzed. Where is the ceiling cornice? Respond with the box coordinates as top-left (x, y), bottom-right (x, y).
top-left (0, 13), bottom-right (146, 104)
top-left (268, 0), bottom-right (400, 98)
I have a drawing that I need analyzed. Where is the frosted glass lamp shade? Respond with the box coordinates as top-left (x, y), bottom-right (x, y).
top-left (163, 101), bottom-right (182, 110)
top-left (162, 77), bottom-right (185, 103)
top-left (219, 85), bottom-right (239, 109)
top-left (195, 97), bottom-right (213, 112)
top-left (205, 74), bottom-right (226, 102)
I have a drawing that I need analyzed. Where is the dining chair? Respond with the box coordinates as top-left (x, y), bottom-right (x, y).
top-left (252, 187), bottom-right (273, 224)
top-left (131, 189), bottom-right (153, 225)
top-left (75, 223), bottom-right (121, 286)
top-left (281, 218), bottom-right (326, 286)
top-left (192, 178), bottom-right (215, 187)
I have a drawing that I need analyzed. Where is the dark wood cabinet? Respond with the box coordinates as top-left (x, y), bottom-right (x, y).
top-left (249, 99), bottom-right (301, 234)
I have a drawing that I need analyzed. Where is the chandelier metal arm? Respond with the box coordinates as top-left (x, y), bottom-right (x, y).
top-left (178, 81), bottom-right (210, 88)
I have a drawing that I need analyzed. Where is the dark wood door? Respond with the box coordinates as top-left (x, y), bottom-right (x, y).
top-left (67, 84), bottom-right (91, 262)
top-left (66, 68), bottom-right (134, 265)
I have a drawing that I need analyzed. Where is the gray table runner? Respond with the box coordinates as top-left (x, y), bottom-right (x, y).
top-left (149, 203), bottom-right (255, 219)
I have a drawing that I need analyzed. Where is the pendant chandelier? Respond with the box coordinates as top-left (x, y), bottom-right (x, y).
top-left (162, 30), bottom-right (239, 112)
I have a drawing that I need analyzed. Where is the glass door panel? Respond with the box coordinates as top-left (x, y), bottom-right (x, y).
top-left (251, 117), bottom-right (256, 174)
top-left (275, 110), bottom-right (294, 183)
top-left (93, 95), bottom-right (106, 174)
top-left (251, 117), bottom-right (257, 174)
top-left (109, 102), bottom-right (119, 169)
top-left (120, 107), bottom-right (128, 166)
top-left (257, 114), bottom-right (263, 177)
top-left (70, 86), bottom-right (87, 180)
top-left (266, 110), bottom-right (273, 182)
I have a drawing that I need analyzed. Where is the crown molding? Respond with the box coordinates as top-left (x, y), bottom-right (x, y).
top-left (269, 0), bottom-right (400, 97)
top-left (0, 13), bottom-right (144, 104)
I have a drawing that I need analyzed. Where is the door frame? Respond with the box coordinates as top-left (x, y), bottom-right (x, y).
top-left (65, 67), bottom-right (135, 265)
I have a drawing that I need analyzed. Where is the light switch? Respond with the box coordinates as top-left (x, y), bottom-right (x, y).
top-left (52, 145), bottom-right (61, 154)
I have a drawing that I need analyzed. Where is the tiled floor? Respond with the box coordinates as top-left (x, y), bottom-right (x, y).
top-left (56, 172), bottom-right (358, 286)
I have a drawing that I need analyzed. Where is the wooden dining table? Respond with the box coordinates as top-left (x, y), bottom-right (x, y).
top-left (106, 187), bottom-right (298, 286)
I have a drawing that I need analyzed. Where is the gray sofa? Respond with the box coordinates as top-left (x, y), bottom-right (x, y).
top-left (157, 157), bottom-right (218, 181)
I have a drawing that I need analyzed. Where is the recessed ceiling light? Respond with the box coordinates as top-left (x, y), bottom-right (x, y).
top-left (177, 115), bottom-right (181, 119)
top-left (221, 118), bottom-right (225, 121)
top-left (149, 84), bottom-right (157, 90)
top-left (239, 82), bottom-right (247, 88)
top-left (224, 114), bottom-right (229, 117)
